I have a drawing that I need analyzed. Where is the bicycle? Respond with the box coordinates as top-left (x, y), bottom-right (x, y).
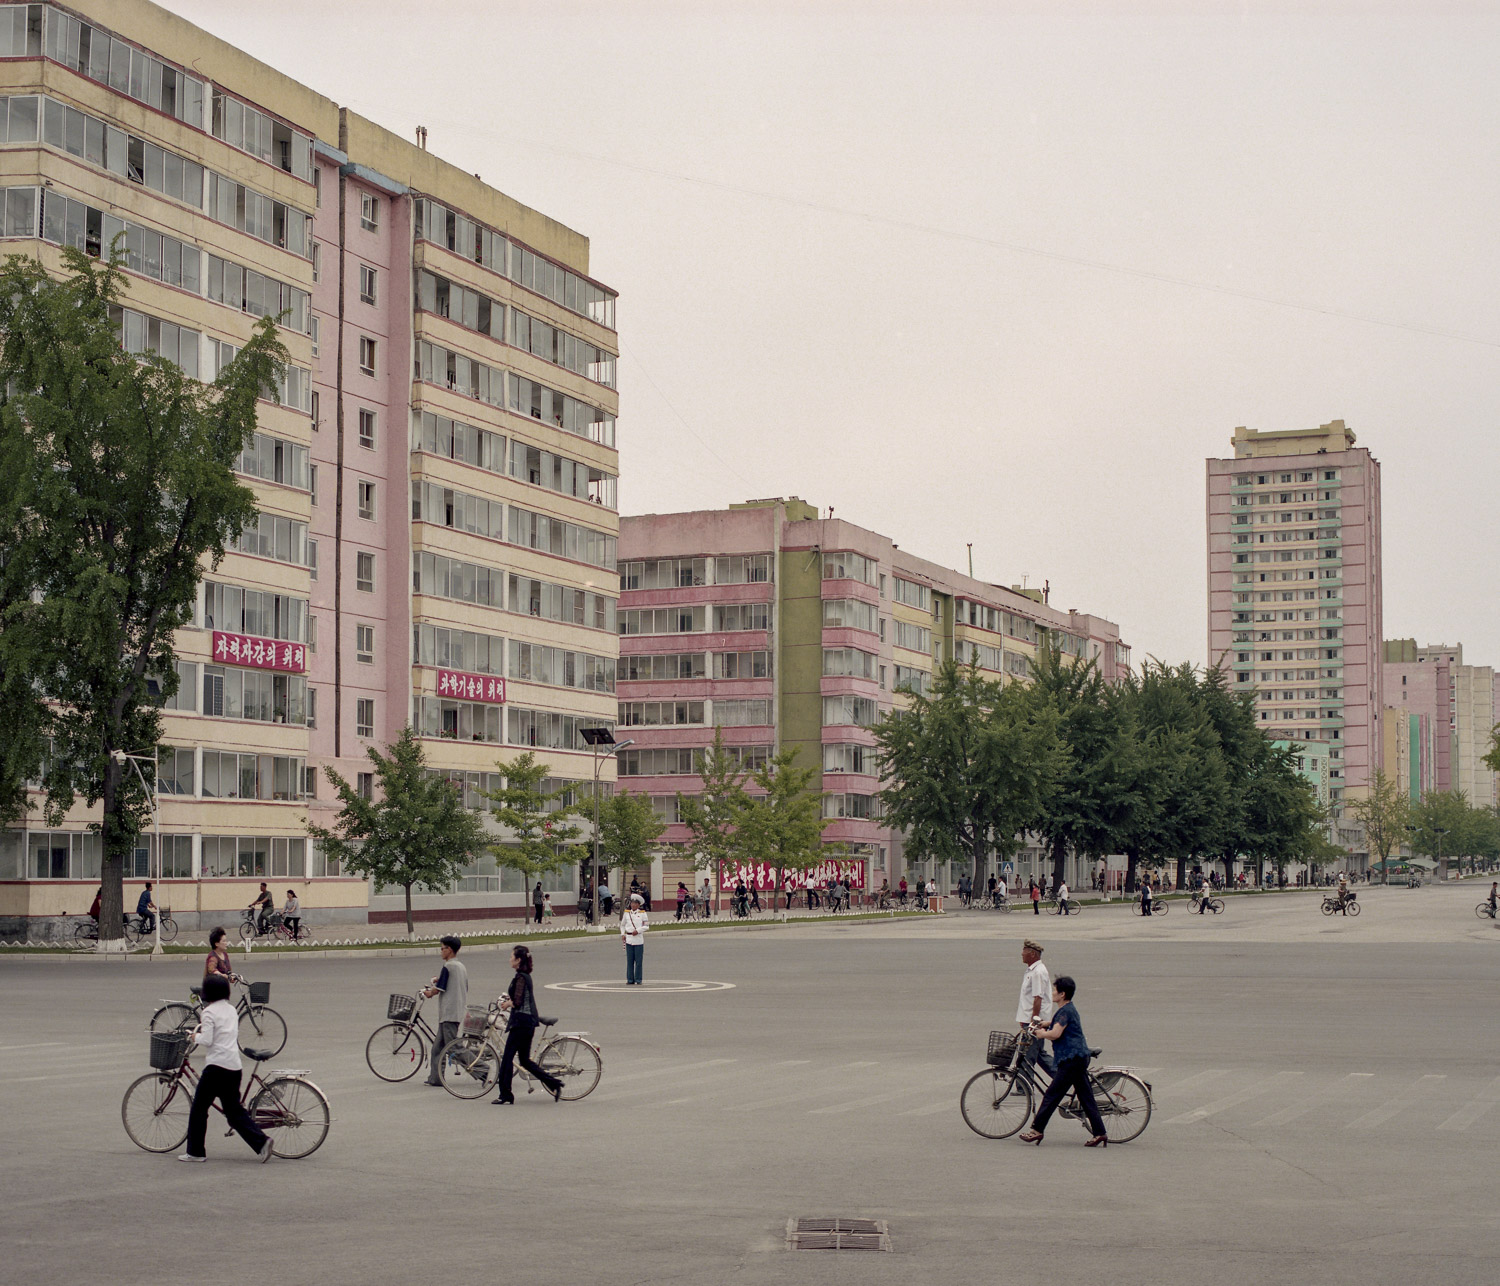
top-left (121, 1028), bottom-right (328, 1158)
top-left (238, 910), bottom-right (311, 944)
top-left (1475, 902), bottom-right (1498, 920)
top-left (1190, 894), bottom-right (1225, 915)
top-left (1130, 899), bottom-right (1169, 916)
top-left (147, 975), bottom-right (287, 1059)
top-left (365, 990), bottom-right (444, 1081)
top-left (960, 1030), bottom-right (1152, 1143)
top-left (1320, 892), bottom-right (1360, 916)
top-left (436, 1003), bottom-right (601, 1102)
top-left (74, 910), bottom-right (179, 945)
top-left (1045, 898), bottom-right (1083, 916)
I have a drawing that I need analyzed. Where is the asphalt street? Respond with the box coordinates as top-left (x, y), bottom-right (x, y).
top-left (3, 882), bottom-right (1496, 1285)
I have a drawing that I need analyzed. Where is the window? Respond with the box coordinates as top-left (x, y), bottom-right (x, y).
top-left (358, 408), bottom-right (376, 449)
top-left (617, 652), bottom-right (707, 681)
top-left (359, 336), bottom-right (376, 376)
top-left (306, 540), bottom-right (318, 580)
top-left (822, 552), bottom-right (878, 585)
top-left (356, 552), bottom-right (375, 593)
top-left (356, 772), bottom-right (373, 799)
top-left (360, 192), bottom-right (378, 231)
top-left (508, 641), bottom-right (614, 693)
top-left (356, 625), bottom-right (374, 664)
top-left (414, 624), bottom-right (506, 675)
top-left (359, 264), bottom-right (377, 304)
top-left (506, 505), bottom-right (617, 570)
top-left (356, 699), bottom-right (375, 738)
top-left (357, 480), bottom-right (376, 520)
top-left (311, 242), bottom-right (320, 283)
top-left (417, 553), bottom-right (504, 606)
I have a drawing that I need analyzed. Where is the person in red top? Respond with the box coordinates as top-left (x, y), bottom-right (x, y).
top-left (898, 877), bottom-right (908, 906)
top-left (88, 886), bottom-right (102, 923)
top-left (203, 925), bottom-right (234, 979)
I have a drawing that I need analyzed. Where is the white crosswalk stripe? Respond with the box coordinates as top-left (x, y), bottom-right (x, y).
top-left (1253, 1072), bottom-right (1372, 1127)
top-left (1164, 1071), bottom-right (1303, 1124)
top-left (1436, 1076), bottom-right (1500, 1131)
top-left (1346, 1074), bottom-right (1446, 1129)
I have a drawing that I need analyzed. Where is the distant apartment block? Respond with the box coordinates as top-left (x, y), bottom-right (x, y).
top-left (1206, 421), bottom-right (1383, 808)
top-left (1, 0), bottom-right (619, 932)
top-left (617, 498), bottom-right (1130, 896)
top-left (1384, 640), bottom-right (1498, 808)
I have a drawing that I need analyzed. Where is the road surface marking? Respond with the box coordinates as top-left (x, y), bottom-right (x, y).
top-left (1164, 1071), bottom-right (1302, 1124)
top-left (809, 1089), bottom-right (913, 1115)
top-left (1347, 1074), bottom-right (1446, 1129)
top-left (1437, 1076), bottom-right (1500, 1131)
top-left (1253, 1072), bottom-right (1371, 1126)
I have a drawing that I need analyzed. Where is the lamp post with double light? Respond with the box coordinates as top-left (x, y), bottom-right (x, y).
top-left (581, 728), bottom-right (634, 929)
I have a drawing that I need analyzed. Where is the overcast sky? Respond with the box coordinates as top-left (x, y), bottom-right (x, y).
top-left (169, 0), bottom-right (1500, 669)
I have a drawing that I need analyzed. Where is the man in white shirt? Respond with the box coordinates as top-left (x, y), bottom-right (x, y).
top-left (1017, 939), bottom-right (1055, 1075)
top-left (996, 875), bottom-right (1008, 907)
top-left (1057, 880), bottom-right (1071, 916)
top-left (621, 894), bottom-right (649, 985)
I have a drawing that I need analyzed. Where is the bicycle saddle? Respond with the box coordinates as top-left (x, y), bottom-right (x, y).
top-left (537, 1016), bottom-right (558, 1028)
top-left (1088, 1047), bottom-right (1103, 1059)
top-left (189, 986), bottom-right (202, 998)
top-left (242, 1047), bottom-right (274, 1062)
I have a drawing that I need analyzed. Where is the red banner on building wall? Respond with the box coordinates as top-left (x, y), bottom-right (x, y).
top-left (719, 859), bottom-right (867, 892)
top-left (436, 669), bottom-right (506, 703)
top-left (212, 631), bottom-right (306, 672)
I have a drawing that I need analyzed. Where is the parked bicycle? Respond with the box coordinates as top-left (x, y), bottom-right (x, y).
top-left (960, 1029), bottom-right (1152, 1143)
top-left (365, 990), bottom-right (444, 1081)
top-left (1190, 893), bottom-right (1225, 915)
top-left (1320, 892), bottom-right (1360, 917)
top-left (121, 1028), bottom-right (329, 1157)
top-left (238, 909), bottom-right (311, 944)
top-left (1130, 898), bottom-right (1169, 916)
top-left (147, 976), bottom-right (287, 1059)
top-left (436, 1002), bottom-right (602, 1102)
top-left (74, 910), bottom-right (179, 944)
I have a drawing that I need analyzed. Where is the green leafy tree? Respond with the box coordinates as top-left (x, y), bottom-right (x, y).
top-left (483, 752), bottom-right (589, 892)
top-left (1409, 790), bottom-right (1472, 877)
top-left (1347, 770), bottom-right (1411, 885)
top-left (1240, 739), bottom-right (1328, 884)
top-left (0, 249), bottom-right (286, 941)
top-left (736, 746), bottom-right (838, 911)
top-left (677, 727), bottom-right (752, 886)
top-left (877, 658), bottom-right (1063, 889)
top-left (1484, 727), bottom-right (1500, 775)
top-left (307, 727), bottom-right (489, 937)
top-left (1194, 666), bottom-right (1267, 885)
top-left (597, 787), bottom-right (666, 891)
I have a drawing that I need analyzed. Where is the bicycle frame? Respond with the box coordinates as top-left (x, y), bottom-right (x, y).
top-left (1003, 1036), bottom-right (1146, 1122)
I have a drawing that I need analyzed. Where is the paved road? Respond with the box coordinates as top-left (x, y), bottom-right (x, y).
top-left (4, 882), bottom-right (1495, 1284)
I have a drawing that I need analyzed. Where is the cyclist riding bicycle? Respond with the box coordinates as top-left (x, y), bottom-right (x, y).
top-left (136, 881), bottom-right (157, 935)
top-left (248, 883), bottom-right (275, 934)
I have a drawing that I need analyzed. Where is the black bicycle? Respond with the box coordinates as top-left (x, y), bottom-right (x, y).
top-left (961, 1030), bottom-right (1152, 1143)
top-left (147, 975), bottom-right (287, 1059)
top-left (239, 909), bottom-right (311, 943)
top-left (75, 910), bottom-right (179, 944)
top-left (1475, 902), bottom-right (1498, 921)
top-left (1131, 898), bottom-right (1169, 916)
top-left (366, 990), bottom-right (443, 1081)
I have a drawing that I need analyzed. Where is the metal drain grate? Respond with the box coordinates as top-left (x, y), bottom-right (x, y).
top-left (786, 1217), bottom-right (891, 1252)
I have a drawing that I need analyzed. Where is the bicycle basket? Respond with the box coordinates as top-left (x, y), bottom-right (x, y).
top-left (388, 993), bottom-right (416, 1021)
top-left (987, 1030), bottom-right (1021, 1068)
top-left (462, 1004), bottom-right (490, 1036)
top-left (149, 1030), bottom-right (191, 1070)
top-left (246, 981), bottom-right (270, 1005)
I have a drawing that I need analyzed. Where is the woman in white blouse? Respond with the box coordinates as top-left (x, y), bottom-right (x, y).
top-left (180, 972), bottom-right (274, 1163)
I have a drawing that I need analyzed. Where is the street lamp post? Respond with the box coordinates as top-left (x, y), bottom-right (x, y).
top-left (581, 729), bottom-right (633, 930)
top-left (1434, 826), bottom-right (1449, 882)
top-left (113, 749), bottom-right (161, 957)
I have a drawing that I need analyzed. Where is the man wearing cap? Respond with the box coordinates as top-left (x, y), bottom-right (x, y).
top-left (1017, 939), bottom-right (1055, 1076)
top-left (620, 894), bottom-right (649, 985)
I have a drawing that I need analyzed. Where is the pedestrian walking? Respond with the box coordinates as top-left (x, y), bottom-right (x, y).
top-left (621, 893), bottom-right (648, 985)
top-left (542, 893), bottom-right (554, 920)
top-left (179, 972), bottom-right (273, 1163)
top-left (675, 881), bottom-right (689, 921)
top-left (1139, 875), bottom-right (1152, 919)
top-left (531, 881), bottom-right (544, 925)
top-left (1016, 939), bottom-right (1055, 1078)
top-left (750, 881), bottom-right (761, 913)
top-left (1018, 974), bottom-right (1108, 1147)
top-left (423, 935), bottom-right (467, 1087)
top-left (492, 945), bottom-right (564, 1105)
top-left (1057, 879), bottom-right (1071, 915)
top-left (1030, 879), bottom-right (1040, 916)
top-left (599, 878), bottom-right (613, 918)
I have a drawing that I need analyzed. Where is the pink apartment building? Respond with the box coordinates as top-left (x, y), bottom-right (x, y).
top-left (1206, 421), bottom-right (1384, 808)
top-left (617, 499), bottom-right (1130, 899)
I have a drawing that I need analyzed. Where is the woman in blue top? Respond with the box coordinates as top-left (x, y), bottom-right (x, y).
top-left (1019, 975), bottom-right (1108, 1147)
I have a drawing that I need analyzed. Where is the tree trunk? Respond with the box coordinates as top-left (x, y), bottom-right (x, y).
top-left (98, 754), bottom-right (127, 944)
top-left (971, 832), bottom-right (986, 892)
top-left (404, 883), bottom-right (415, 938)
top-left (1174, 856), bottom-right (1186, 891)
top-left (1050, 836), bottom-right (1068, 891)
top-left (1124, 849), bottom-right (1140, 894)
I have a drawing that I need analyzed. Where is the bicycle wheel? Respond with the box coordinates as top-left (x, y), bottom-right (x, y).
top-left (1093, 1071), bottom-right (1152, 1143)
top-left (292, 923), bottom-right (312, 942)
top-left (1155, 902), bottom-right (1169, 915)
top-left (1208, 898), bottom-right (1224, 914)
top-left (538, 1036), bottom-right (602, 1101)
top-left (252, 1076), bottom-right (330, 1159)
top-left (1130, 903), bottom-right (1144, 916)
top-left (997, 901), bottom-right (1011, 914)
top-left (365, 1022), bottom-right (427, 1082)
top-left (1346, 900), bottom-right (1361, 917)
top-left (239, 1004), bottom-right (287, 1059)
top-left (156, 916), bottom-right (179, 944)
top-left (122, 918), bottom-right (141, 946)
top-left (960, 1068), bottom-right (1032, 1139)
top-left (74, 921), bottom-right (97, 941)
top-left (121, 1072), bottom-right (191, 1152)
top-left (438, 1035), bottom-right (498, 1100)
top-left (1320, 900), bottom-right (1334, 916)
top-left (1477, 904), bottom-right (1496, 920)
top-left (149, 1002), bottom-right (198, 1035)
top-left (238, 918), bottom-right (256, 943)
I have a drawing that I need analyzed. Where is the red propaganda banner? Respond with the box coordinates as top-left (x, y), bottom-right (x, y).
top-left (719, 859), bottom-right (867, 892)
top-left (212, 632), bottom-right (306, 673)
top-left (436, 669), bottom-right (506, 704)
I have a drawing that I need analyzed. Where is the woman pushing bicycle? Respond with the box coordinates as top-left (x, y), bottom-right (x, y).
top-left (1018, 975), bottom-right (1109, 1148)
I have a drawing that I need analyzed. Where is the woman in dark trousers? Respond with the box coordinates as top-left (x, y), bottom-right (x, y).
top-left (1019, 975), bottom-right (1108, 1147)
top-left (180, 972), bottom-right (273, 1162)
top-left (492, 945), bottom-right (564, 1106)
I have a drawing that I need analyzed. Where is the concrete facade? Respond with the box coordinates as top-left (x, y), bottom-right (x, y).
top-left (618, 498), bottom-right (1131, 895)
top-left (1384, 640), bottom-right (1498, 809)
top-left (0, 1), bottom-right (619, 933)
top-left (1206, 420), bottom-right (1383, 810)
